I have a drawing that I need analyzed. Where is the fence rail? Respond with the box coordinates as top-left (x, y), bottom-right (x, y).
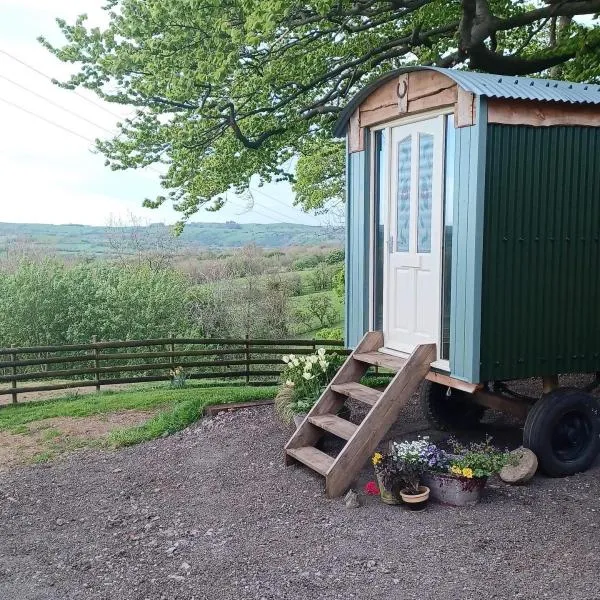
top-left (0, 337), bottom-right (348, 404)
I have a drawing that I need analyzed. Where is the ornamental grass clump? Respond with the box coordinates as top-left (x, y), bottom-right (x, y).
top-left (274, 348), bottom-right (344, 424)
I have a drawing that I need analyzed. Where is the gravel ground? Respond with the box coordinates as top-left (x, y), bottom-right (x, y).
top-left (1, 391), bottom-right (599, 600)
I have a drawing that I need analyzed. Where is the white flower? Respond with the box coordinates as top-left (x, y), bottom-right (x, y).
top-left (317, 348), bottom-right (326, 357)
top-left (285, 380), bottom-right (295, 387)
top-left (302, 372), bottom-right (314, 380)
top-left (282, 355), bottom-right (290, 364)
top-left (291, 358), bottom-right (300, 367)
top-left (319, 360), bottom-right (329, 371)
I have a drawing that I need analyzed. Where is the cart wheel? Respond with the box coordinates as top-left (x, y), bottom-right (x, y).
top-left (523, 388), bottom-right (600, 477)
top-left (419, 380), bottom-right (485, 431)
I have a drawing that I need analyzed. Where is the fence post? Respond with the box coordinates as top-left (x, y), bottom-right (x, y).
top-left (169, 333), bottom-right (175, 369)
top-left (10, 345), bottom-right (17, 404)
top-left (245, 334), bottom-right (250, 385)
top-left (92, 335), bottom-right (100, 392)
top-left (312, 338), bottom-right (317, 353)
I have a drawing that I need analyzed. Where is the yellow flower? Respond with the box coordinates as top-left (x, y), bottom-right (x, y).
top-left (372, 452), bottom-right (383, 466)
top-left (450, 465), bottom-right (462, 476)
top-left (462, 468), bottom-right (474, 479)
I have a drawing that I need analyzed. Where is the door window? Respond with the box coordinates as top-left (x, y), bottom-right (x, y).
top-left (396, 136), bottom-right (412, 252)
top-left (417, 133), bottom-right (434, 253)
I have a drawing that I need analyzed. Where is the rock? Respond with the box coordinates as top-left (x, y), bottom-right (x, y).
top-left (344, 490), bottom-right (360, 509)
top-left (55, 518), bottom-right (67, 526)
top-left (500, 447), bottom-right (538, 484)
top-left (293, 414), bottom-right (307, 429)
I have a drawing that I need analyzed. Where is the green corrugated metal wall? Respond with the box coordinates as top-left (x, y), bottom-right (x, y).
top-left (345, 149), bottom-right (370, 348)
top-left (449, 99), bottom-right (487, 382)
top-left (480, 124), bottom-right (600, 380)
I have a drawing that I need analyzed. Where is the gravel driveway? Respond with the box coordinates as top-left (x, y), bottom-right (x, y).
top-left (1, 393), bottom-right (599, 600)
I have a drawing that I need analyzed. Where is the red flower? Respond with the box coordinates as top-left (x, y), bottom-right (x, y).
top-left (364, 481), bottom-right (380, 496)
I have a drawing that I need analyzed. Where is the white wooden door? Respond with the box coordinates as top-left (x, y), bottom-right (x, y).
top-left (383, 116), bottom-right (444, 356)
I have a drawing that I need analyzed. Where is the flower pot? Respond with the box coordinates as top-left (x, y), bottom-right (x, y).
top-left (422, 472), bottom-right (487, 506)
top-left (375, 472), bottom-right (401, 505)
top-left (399, 486), bottom-right (430, 511)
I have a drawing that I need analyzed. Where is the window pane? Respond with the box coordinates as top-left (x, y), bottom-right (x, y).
top-left (441, 115), bottom-right (455, 360)
top-left (396, 136), bottom-right (411, 252)
top-left (373, 130), bottom-right (386, 330)
top-left (417, 133), bottom-right (434, 253)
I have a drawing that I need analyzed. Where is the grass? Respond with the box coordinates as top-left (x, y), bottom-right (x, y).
top-left (0, 385), bottom-right (278, 444)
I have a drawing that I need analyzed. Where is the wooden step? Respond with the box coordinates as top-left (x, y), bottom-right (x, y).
top-left (353, 351), bottom-right (408, 372)
top-left (331, 382), bottom-right (382, 407)
top-left (286, 446), bottom-right (334, 476)
top-left (308, 414), bottom-right (358, 441)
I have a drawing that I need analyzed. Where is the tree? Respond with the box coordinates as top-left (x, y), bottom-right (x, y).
top-left (43, 1), bottom-right (600, 221)
top-left (106, 212), bottom-right (180, 270)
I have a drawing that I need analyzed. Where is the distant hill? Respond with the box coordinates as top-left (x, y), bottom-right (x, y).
top-left (0, 221), bottom-right (344, 256)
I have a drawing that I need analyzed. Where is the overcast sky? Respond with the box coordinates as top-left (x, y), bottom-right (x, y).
top-left (0, 0), bottom-right (322, 226)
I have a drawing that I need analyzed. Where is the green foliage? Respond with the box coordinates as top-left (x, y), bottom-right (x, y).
top-left (307, 263), bottom-right (334, 292)
top-left (276, 349), bottom-right (344, 421)
top-left (332, 265), bottom-right (344, 300)
top-left (325, 249), bottom-right (344, 265)
top-left (41, 1), bottom-right (600, 222)
top-left (0, 260), bottom-right (190, 348)
top-left (315, 326), bottom-right (343, 341)
top-left (447, 436), bottom-right (512, 479)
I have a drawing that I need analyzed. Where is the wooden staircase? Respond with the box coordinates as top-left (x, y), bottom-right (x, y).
top-left (284, 331), bottom-right (436, 498)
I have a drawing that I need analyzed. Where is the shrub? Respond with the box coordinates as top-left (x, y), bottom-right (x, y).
top-left (275, 349), bottom-right (344, 423)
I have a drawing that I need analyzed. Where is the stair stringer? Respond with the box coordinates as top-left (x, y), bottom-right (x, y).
top-left (284, 331), bottom-right (383, 463)
top-left (324, 343), bottom-right (436, 498)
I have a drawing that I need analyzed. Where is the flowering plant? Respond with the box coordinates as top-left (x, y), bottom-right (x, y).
top-left (445, 436), bottom-right (511, 479)
top-left (372, 451), bottom-right (403, 496)
top-left (169, 366), bottom-right (187, 389)
top-left (275, 349), bottom-right (344, 422)
top-left (390, 437), bottom-right (447, 494)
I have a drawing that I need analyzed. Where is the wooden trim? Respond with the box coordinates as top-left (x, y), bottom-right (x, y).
top-left (398, 73), bottom-right (409, 113)
top-left (348, 108), bottom-right (365, 153)
top-left (425, 371), bottom-right (482, 394)
top-left (488, 98), bottom-right (600, 127)
top-left (470, 389), bottom-right (530, 420)
top-left (205, 400), bottom-right (274, 416)
top-left (359, 71), bottom-right (458, 129)
top-left (455, 87), bottom-right (476, 127)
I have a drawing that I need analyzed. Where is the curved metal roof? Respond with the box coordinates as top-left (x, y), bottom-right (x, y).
top-left (333, 66), bottom-right (600, 137)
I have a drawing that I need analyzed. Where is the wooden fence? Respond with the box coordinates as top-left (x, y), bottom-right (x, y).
top-left (0, 337), bottom-right (348, 404)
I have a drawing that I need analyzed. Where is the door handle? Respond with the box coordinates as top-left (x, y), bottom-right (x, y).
top-left (387, 235), bottom-right (394, 254)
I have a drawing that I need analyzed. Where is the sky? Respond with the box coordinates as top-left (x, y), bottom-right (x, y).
top-left (0, 0), bottom-right (323, 227)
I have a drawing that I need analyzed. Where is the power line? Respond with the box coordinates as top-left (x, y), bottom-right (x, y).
top-left (0, 96), bottom-right (287, 223)
top-left (0, 50), bottom-right (309, 224)
top-left (0, 73), bottom-right (115, 134)
top-left (0, 95), bottom-right (96, 144)
top-left (0, 48), bottom-right (125, 121)
top-left (250, 185), bottom-right (321, 224)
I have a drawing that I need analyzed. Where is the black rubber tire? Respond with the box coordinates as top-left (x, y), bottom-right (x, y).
top-left (523, 388), bottom-right (600, 477)
top-left (419, 380), bottom-right (485, 431)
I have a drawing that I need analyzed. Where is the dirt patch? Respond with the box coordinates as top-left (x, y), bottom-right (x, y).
top-left (0, 392), bottom-right (599, 600)
top-left (0, 410), bottom-right (157, 471)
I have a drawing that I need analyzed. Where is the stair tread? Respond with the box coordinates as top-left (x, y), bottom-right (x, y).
top-left (353, 351), bottom-right (407, 372)
top-left (286, 446), bottom-right (334, 476)
top-left (308, 414), bottom-right (358, 441)
top-left (331, 382), bottom-right (382, 407)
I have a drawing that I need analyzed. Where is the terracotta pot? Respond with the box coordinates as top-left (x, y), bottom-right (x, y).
top-left (399, 486), bottom-right (430, 511)
top-left (375, 471), bottom-right (401, 505)
top-left (422, 472), bottom-right (487, 506)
